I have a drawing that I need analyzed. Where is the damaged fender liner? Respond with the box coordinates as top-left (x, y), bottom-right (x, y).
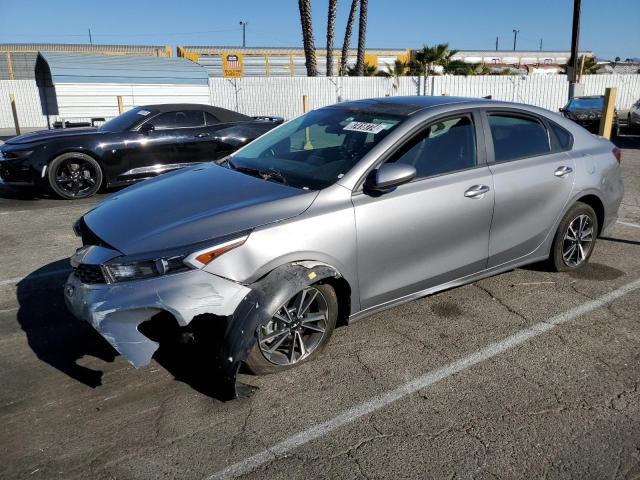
top-left (64, 262), bottom-right (341, 400)
top-left (214, 262), bottom-right (341, 399)
top-left (64, 269), bottom-right (250, 368)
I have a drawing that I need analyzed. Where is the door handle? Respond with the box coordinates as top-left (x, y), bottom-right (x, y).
top-left (195, 132), bottom-right (210, 138)
top-left (554, 166), bottom-right (573, 177)
top-left (464, 185), bottom-right (490, 199)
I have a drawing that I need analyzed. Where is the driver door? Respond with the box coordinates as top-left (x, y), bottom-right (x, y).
top-left (352, 112), bottom-right (495, 310)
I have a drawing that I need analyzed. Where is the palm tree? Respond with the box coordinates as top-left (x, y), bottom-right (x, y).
top-left (379, 60), bottom-right (408, 90)
top-left (340, 0), bottom-right (359, 76)
top-left (347, 62), bottom-right (377, 76)
top-left (380, 60), bottom-right (408, 77)
top-left (298, 0), bottom-right (317, 76)
top-left (446, 61), bottom-right (491, 76)
top-left (326, 0), bottom-right (338, 76)
top-left (415, 43), bottom-right (458, 94)
top-left (354, 0), bottom-right (368, 75)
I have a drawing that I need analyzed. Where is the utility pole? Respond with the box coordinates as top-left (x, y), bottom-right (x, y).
top-left (88, 28), bottom-right (92, 45)
top-left (495, 36), bottom-right (499, 51)
top-left (512, 29), bottom-right (519, 51)
top-left (568, 0), bottom-right (581, 99)
top-left (239, 21), bottom-right (247, 47)
top-left (539, 38), bottom-right (543, 51)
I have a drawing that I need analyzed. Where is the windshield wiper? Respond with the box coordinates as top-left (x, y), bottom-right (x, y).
top-left (223, 158), bottom-right (287, 185)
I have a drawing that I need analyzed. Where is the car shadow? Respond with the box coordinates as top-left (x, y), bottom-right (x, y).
top-left (17, 260), bottom-right (249, 399)
top-left (16, 259), bottom-right (117, 388)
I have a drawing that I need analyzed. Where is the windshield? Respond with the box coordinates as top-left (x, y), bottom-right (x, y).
top-left (230, 107), bottom-right (405, 189)
top-left (568, 97), bottom-right (603, 110)
top-left (98, 107), bottom-right (156, 132)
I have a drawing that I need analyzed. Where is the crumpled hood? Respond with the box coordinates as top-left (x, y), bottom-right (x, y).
top-left (6, 127), bottom-right (99, 145)
top-left (83, 163), bottom-right (318, 255)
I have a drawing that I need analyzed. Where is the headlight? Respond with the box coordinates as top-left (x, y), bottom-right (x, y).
top-left (102, 233), bottom-right (249, 283)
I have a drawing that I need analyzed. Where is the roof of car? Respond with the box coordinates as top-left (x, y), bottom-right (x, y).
top-left (140, 103), bottom-right (252, 122)
top-left (332, 96), bottom-right (489, 115)
top-left (572, 95), bottom-right (604, 99)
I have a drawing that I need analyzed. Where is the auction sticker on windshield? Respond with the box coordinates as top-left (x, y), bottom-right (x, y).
top-left (343, 121), bottom-right (387, 134)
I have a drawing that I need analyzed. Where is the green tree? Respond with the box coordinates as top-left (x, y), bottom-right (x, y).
top-left (415, 43), bottom-right (459, 94)
top-left (298, 0), bottom-right (317, 76)
top-left (347, 62), bottom-right (377, 76)
top-left (446, 61), bottom-right (491, 75)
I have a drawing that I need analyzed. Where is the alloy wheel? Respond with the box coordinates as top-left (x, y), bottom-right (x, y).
top-left (54, 158), bottom-right (98, 198)
top-left (562, 214), bottom-right (593, 267)
top-left (258, 286), bottom-right (329, 366)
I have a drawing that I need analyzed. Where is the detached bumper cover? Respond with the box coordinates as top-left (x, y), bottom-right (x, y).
top-left (64, 269), bottom-right (251, 368)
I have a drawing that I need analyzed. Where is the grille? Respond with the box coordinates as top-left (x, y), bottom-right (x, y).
top-left (73, 264), bottom-right (106, 284)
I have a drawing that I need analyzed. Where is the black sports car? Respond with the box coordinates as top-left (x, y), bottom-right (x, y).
top-left (559, 95), bottom-right (618, 134)
top-left (0, 104), bottom-right (283, 199)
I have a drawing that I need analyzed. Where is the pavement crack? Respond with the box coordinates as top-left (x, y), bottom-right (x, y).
top-left (473, 283), bottom-right (529, 323)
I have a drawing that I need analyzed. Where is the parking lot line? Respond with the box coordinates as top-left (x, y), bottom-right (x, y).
top-left (206, 277), bottom-right (640, 480)
top-left (617, 220), bottom-right (640, 229)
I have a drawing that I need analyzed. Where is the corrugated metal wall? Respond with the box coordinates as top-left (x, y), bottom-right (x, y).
top-left (0, 81), bottom-right (209, 128)
top-left (1, 75), bottom-right (639, 128)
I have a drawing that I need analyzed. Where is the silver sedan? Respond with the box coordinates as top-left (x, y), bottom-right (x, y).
top-left (64, 96), bottom-right (623, 398)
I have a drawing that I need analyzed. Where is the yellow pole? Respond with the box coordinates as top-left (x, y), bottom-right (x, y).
top-left (10, 94), bottom-right (20, 136)
top-left (302, 95), bottom-right (313, 150)
top-left (7, 53), bottom-right (14, 80)
top-left (598, 87), bottom-right (616, 139)
top-left (117, 96), bottom-right (124, 114)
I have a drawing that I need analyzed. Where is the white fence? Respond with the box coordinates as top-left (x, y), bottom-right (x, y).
top-left (1, 74), bottom-right (639, 129)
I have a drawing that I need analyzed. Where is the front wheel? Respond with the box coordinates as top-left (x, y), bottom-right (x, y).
top-left (550, 202), bottom-right (598, 272)
top-left (47, 152), bottom-right (102, 199)
top-left (245, 283), bottom-right (338, 375)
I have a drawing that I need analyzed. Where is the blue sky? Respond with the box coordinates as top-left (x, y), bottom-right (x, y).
top-left (1, 0), bottom-right (639, 59)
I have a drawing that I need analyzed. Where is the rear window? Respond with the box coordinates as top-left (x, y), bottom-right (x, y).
top-left (488, 113), bottom-right (551, 162)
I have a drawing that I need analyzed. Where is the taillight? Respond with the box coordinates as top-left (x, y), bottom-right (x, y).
top-left (612, 147), bottom-right (622, 164)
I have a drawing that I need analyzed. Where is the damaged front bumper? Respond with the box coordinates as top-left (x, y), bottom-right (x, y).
top-left (64, 268), bottom-right (251, 368)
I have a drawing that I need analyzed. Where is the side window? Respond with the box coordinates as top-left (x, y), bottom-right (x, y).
top-left (152, 110), bottom-right (204, 129)
top-left (390, 115), bottom-right (476, 179)
top-left (548, 121), bottom-right (573, 151)
top-left (205, 112), bottom-right (219, 125)
top-left (488, 113), bottom-right (551, 162)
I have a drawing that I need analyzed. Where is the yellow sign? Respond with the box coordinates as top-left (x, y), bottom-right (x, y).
top-left (223, 53), bottom-right (244, 78)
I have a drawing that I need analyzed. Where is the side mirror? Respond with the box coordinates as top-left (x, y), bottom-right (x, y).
top-left (364, 163), bottom-right (416, 195)
top-left (139, 123), bottom-right (155, 134)
top-left (558, 108), bottom-right (565, 113)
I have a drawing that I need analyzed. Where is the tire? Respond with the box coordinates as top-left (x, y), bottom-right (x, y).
top-left (47, 152), bottom-right (103, 200)
top-left (245, 283), bottom-right (338, 375)
top-left (549, 202), bottom-right (598, 272)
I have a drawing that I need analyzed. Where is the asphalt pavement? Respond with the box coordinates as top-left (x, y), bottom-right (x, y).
top-left (1, 136), bottom-right (639, 479)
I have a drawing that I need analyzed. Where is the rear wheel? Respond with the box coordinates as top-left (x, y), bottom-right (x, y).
top-left (550, 202), bottom-right (598, 271)
top-left (245, 283), bottom-right (338, 375)
top-left (47, 152), bottom-right (102, 199)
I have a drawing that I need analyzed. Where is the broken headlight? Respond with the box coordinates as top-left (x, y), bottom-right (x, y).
top-left (102, 233), bottom-right (249, 283)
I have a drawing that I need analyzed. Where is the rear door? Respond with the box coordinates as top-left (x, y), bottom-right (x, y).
top-left (483, 110), bottom-right (576, 267)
